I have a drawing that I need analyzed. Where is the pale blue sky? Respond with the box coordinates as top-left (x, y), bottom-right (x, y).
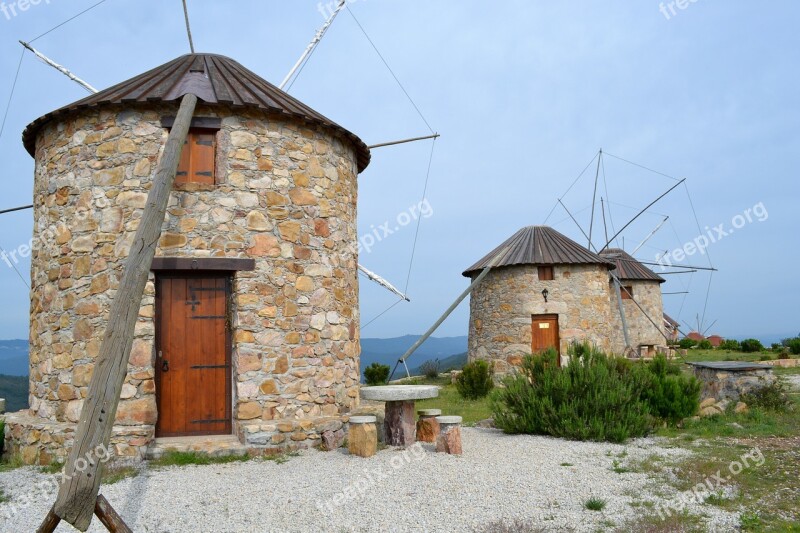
top-left (0, 1), bottom-right (797, 341)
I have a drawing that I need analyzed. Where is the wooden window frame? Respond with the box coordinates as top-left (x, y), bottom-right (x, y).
top-left (621, 285), bottom-right (634, 300)
top-left (162, 117), bottom-right (222, 189)
top-left (538, 266), bottom-right (555, 281)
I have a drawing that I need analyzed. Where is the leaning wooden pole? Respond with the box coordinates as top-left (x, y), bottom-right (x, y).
top-left (43, 93), bottom-right (198, 531)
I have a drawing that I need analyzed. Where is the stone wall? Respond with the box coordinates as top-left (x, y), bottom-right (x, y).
top-left (467, 264), bottom-right (614, 374)
top-left (608, 281), bottom-right (667, 355)
top-left (693, 367), bottom-right (776, 403)
top-left (11, 102), bottom-right (361, 463)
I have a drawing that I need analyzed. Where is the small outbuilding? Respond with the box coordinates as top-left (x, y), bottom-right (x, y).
top-left (5, 53), bottom-right (369, 464)
top-left (463, 226), bottom-right (618, 371)
top-left (464, 226), bottom-right (671, 374)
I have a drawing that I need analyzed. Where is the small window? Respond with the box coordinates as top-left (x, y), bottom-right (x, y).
top-left (176, 129), bottom-right (217, 185)
top-left (538, 266), bottom-right (554, 281)
top-left (621, 285), bottom-right (634, 300)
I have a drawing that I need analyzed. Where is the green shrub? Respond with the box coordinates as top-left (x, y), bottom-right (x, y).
top-left (585, 497), bottom-right (607, 511)
top-left (759, 354), bottom-right (773, 361)
top-left (786, 338), bottom-right (800, 355)
top-left (363, 363), bottom-right (390, 385)
top-left (740, 339), bottom-right (764, 353)
top-left (742, 381), bottom-right (793, 412)
top-left (719, 339), bottom-right (741, 351)
top-left (456, 360), bottom-right (494, 400)
top-left (697, 339), bottom-right (713, 350)
top-left (638, 355), bottom-right (701, 425)
top-left (420, 359), bottom-right (440, 379)
top-left (679, 338), bottom-right (697, 349)
top-left (491, 345), bottom-right (652, 443)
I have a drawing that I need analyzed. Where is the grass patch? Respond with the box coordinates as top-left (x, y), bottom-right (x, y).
top-left (102, 465), bottom-right (140, 484)
top-left (560, 462), bottom-right (573, 467)
top-left (150, 451), bottom-right (251, 468)
top-left (584, 497), bottom-right (607, 511)
top-left (415, 382), bottom-right (492, 425)
top-left (615, 510), bottom-right (705, 532)
top-left (611, 459), bottom-right (631, 474)
top-left (0, 488), bottom-right (8, 504)
top-left (39, 461), bottom-right (64, 474)
top-left (0, 454), bottom-right (26, 473)
top-left (473, 518), bottom-right (548, 532)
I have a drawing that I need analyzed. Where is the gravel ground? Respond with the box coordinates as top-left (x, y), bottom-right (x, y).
top-left (0, 429), bottom-right (738, 532)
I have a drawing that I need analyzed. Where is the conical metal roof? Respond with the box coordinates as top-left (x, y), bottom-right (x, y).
top-left (599, 248), bottom-right (665, 283)
top-left (462, 226), bottom-right (615, 277)
top-left (22, 53), bottom-right (370, 172)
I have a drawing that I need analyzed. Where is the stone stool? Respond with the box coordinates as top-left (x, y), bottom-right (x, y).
top-left (348, 416), bottom-right (378, 458)
top-left (435, 416), bottom-right (463, 455)
top-left (416, 409), bottom-right (441, 443)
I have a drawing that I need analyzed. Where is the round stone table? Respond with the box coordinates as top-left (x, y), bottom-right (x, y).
top-left (360, 385), bottom-right (439, 446)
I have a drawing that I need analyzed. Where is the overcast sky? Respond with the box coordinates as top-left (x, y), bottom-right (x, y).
top-left (0, 1), bottom-right (797, 342)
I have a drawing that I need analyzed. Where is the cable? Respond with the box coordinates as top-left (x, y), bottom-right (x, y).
top-left (285, 39), bottom-right (322, 93)
top-left (361, 298), bottom-right (405, 331)
top-left (543, 151), bottom-right (599, 224)
top-left (0, 49), bottom-right (25, 142)
top-left (0, 245), bottom-right (31, 289)
top-left (346, 5), bottom-right (434, 134)
top-left (29, 0), bottom-right (111, 43)
top-left (403, 137), bottom-right (436, 293)
top-left (604, 151), bottom-right (681, 182)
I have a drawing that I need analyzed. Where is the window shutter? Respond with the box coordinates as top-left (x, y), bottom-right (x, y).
top-left (191, 132), bottom-right (216, 184)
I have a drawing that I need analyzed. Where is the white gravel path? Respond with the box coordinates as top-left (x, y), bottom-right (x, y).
top-left (0, 429), bottom-right (738, 532)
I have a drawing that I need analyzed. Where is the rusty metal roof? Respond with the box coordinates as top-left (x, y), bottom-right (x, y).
top-left (22, 53), bottom-right (371, 172)
top-left (462, 225), bottom-right (615, 277)
top-left (599, 248), bottom-right (665, 283)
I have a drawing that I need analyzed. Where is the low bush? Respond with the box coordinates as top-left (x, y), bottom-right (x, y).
top-left (420, 359), bottom-right (440, 379)
top-left (742, 381), bottom-right (793, 412)
top-left (363, 363), bottom-right (390, 385)
top-left (456, 360), bottom-right (494, 400)
top-left (759, 354), bottom-right (774, 361)
top-left (491, 345), bottom-right (652, 443)
top-left (639, 354), bottom-right (701, 425)
top-left (697, 339), bottom-right (713, 350)
top-left (719, 339), bottom-right (741, 351)
top-left (740, 339), bottom-right (765, 353)
top-left (679, 338), bottom-right (697, 349)
top-left (786, 338), bottom-right (800, 356)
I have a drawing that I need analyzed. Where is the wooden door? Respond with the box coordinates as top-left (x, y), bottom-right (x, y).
top-left (156, 274), bottom-right (231, 437)
top-left (532, 314), bottom-right (560, 355)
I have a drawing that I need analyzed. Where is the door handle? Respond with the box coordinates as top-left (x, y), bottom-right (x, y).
top-left (162, 359), bottom-right (169, 372)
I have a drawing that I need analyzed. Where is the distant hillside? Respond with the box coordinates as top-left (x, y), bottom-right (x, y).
top-left (0, 374), bottom-right (28, 412)
top-left (360, 335), bottom-right (467, 377)
top-left (410, 351), bottom-right (467, 375)
top-left (0, 339), bottom-right (29, 376)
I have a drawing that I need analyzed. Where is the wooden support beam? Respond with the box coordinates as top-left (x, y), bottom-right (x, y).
top-left (47, 93), bottom-right (198, 531)
top-left (94, 495), bottom-right (133, 533)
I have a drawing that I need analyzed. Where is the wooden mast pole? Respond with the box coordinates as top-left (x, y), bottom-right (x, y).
top-left (38, 93), bottom-right (198, 532)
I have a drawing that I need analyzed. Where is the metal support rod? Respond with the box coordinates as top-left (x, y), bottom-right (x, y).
top-left (588, 149), bottom-right (602, 249)
top-left (631, 216), bottom-right (669, 256)
top-left (19, 41), bottom-right (98, 93)
top-left (612, 271), bottom-right (672, 344)
top-left (0, 204), bottom-right (33, 215)
top-left (600, 178), bottom-right (686, 252)
top-left (396, 246), bottom-right (509, 367)
top-left (280, 0), bottom-right (347, 90)
top-left (367, 133), bottom-right (440, 149)
top-left (662, 291), bottom-right (690, 295)
top-left (558, 199), bottom-right (596, 252)
top-left (358, 264), bottom-right (410, 301)
top-left (612, 277), bottom-right (632, 353)
top-left (637, 260), bottom-right (717, 272)
top-left (659, 270), bottom-right (699, 275)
